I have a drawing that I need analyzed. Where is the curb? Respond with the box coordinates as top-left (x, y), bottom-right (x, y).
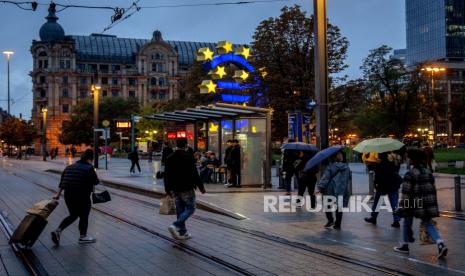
top-left (44, 169), bottom-right (248, 220)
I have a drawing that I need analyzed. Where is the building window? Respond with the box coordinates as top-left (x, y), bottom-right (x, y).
top-left (39, 89), bottom-right (46, 98)
top-left (60, 59), bottom-right (71, 69)
top-left (111, 89), bottom-right (119, 97)
top-left (99, 64), bottom-right (109, 73)
top-left (39, 76), bottom-right (46, 84)
top-left (159, 91), bottom-right (166, 100)
top-left (80, 77), bottom-right (87, 85)
top-left (62, 89), bottom-right (69, 98)
top-left (111, 64), bottom-right (120, 72)
top-left (80, 90), bottom-right (87, 98)
top-left (102, 90), bottom-right (108, 97)
top-left (101, 77), bottom-right (108, 85)
top-left (141, 59), bottom-right (145, 73)
top-left (38, 60), bottom-right (48, 69)
top-left (128, 78), bottom-right (136, 86)
top-left (112, 78), bottom-right (118, 85)
top-left (62, 104), bottom-right (69, 113)
top-left (150, 77), bottom-right (157, 85)
top-left (63, 76), bottom-right (68, 84)
top-left (129, 91), bottom-right (136, 97)
top-left (158, 77), bottom-right (165, 86)
top-left (151, 91), bottom-right (157, 99)
top-left (171, 61), bottom-right (175, 76)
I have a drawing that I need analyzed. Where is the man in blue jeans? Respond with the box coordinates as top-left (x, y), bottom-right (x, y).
top-left (164, 138), bottom-right (205, 240)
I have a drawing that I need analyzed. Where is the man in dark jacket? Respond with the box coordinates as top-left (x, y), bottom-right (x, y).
top-left (226, 140), bottom-right (241, 187)
top-left (364, 152), bottom-right (402, 228)
top-left (165, 138), bottom-right (205, 240)
top-left (128, 148), bottom-right (141, 174)
top-left (161, 142), bottom-right (173, 166)
top-left (51, 149), bottom-right (99, 246)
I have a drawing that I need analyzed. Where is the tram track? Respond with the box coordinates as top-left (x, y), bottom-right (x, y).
top-left (10, 170), bottom-right (416, 276)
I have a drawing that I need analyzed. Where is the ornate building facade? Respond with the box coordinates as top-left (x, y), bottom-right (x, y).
top-left (31, 4), bottom-right (215, 153)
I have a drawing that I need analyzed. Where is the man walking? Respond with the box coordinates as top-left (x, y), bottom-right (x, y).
top-left (51, 149), bottom-right (99, 245)
top-left (165, 138), bottom-right (206, 240)
top-left (128, 147), bottom-right (141, 174)
top-left (226, 139), bottom-right (241, 187)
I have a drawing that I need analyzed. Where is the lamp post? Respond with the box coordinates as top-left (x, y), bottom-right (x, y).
top-left (92, 85), bottom-right (101, 168)
top-left (3, 50), bottom-right (14, 114)
top-left (41, 107), bottom-right (48, 161)
top-left (313, 0), bottom-right (329, 151)
top-left (421, 66), bottom-right (446, 143)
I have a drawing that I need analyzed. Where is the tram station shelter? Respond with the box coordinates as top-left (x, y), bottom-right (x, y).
top-left (146, 103), bottom-right (272, 187)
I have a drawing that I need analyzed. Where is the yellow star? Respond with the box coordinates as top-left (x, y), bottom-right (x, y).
top-left (216, 41), bottom-right (233, 54)
top-left (235, 46), bottom-right (251, 59)
top-left (196, 47), bottom-right (214, 61)
top-left (209, 122), bottom-right (218, 132)
top-left (208, 66), bottom-right (227, 79)
top-left (233, 70), bottom-right (249, 82)
top-left (198, 80), bottom-right (217, 94)
top-left (259, 67), bottom-right (268, 78)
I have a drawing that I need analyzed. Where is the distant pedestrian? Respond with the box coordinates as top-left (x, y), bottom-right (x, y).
top-left (394, 148), bottom-right (448, 258)
top-left (165, 138), bottom-right (206, 240)
top-left (71, 146), bottom-right (77, 158)
top-left (282, 139), bottom-right (298, 195)
top-left (295, 151), bottom-right (317, 208)
top-left (51, 149), bottom-right (99, 245)
top-left (364, 152), bottom-right (402, 228)
top-left (316, 152), bottom-right (351, 230)
top-left (223, 140), bottom-right (233, 185)
top-left (161, 142), bottom-right (173, 166)
top-left (128, 148), bottom-right (141, 174)
top-left (226, 139), bottom-right (241, 187)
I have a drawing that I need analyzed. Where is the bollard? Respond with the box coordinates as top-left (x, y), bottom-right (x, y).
top-left (455, 175), bottom-right (462, 211)
top-left (368, 171), bottom-right (375, 197)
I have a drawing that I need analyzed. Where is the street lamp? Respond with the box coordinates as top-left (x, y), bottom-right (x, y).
top-left (3, 50), bottom-right (14, 114)
top-left (41, 107), bottom-right (48, 161)
top-left (421, 66), bottom-right (446, 143)
top-left (92, 85), bottom-right (101, 168)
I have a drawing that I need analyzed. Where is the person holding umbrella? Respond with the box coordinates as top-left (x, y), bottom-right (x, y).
top-left (305, 146), bottom-right (350, 230)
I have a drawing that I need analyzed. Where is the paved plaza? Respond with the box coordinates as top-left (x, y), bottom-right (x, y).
top-left (0, 156), bottom-right (464, 275)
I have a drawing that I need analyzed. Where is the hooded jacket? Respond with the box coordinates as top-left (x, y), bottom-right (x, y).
top-left (317, 162), bottom-right (351, 207)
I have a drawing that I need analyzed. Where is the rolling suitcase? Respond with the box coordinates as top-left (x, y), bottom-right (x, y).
top-left (10, 214), bottom-right (48, 248)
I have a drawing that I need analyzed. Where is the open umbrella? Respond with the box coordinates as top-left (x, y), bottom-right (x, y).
top-left (353, 138), bottom-right (404, 154)
top-left (281, 142), bottom-right (318, 152)
top-left (303, 145), bottom-right (344, 172)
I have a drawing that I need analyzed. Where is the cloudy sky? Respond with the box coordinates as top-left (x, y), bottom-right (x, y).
top-left (0, 0), bottom-right (405, 119)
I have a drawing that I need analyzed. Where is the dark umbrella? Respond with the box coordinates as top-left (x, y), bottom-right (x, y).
top-left (303, 145), bottom-right (344, 172)
top-left (281, 142), bottom-right (318, 151)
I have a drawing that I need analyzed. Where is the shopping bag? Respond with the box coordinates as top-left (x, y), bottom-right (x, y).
top-left (419, 220), bottom-right (437, 245)
top-left (26, 199), bottom-right (59, 219)
top-left (92, 190), bottom-right (112, 204)
top-left (159, 196), bottom-right (176, 215)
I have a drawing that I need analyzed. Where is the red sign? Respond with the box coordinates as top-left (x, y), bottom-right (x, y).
top-left (167, 132), bottom-right (177, 139)
top-left (177, 131), bottom-right (186, 138)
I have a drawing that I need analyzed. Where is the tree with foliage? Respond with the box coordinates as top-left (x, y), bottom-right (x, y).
top-left (251, 5), bottom-right (349, 140)
top-left (59, 97), bottom-right (140, 145)
top-left (162, 62), bottom-right (215, 112)
top-left (357, 45), bottom-right (424, 137)
top-left (0, 118), bottom-right (38, 154)
top-left (450, 93), bottom-right (465, 139)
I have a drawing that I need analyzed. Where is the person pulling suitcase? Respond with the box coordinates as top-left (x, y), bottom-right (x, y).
top-left (51, 149), bottom-right (99, 245)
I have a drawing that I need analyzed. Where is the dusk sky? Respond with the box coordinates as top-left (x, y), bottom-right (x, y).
top-left (0, 0), bottom-right (405, 119)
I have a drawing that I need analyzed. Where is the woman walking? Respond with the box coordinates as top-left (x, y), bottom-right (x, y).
top-left (316, 152), bottom-right (351, 230)
top-left (394, 148), bottom-right (448, 258)
top-left (51, 149), bottom-right (99, 245)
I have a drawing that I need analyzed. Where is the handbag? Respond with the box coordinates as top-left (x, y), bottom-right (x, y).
top-left (92, 190), bottom-right (111, 204)
top-left (159, 196), bottom-right (176, 215)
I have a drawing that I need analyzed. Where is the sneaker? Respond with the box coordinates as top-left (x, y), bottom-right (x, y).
top-left (324, 221), bottom-right (334, 228)
top-left (51, 230), bottom-right (60, 246)
top-left (364, 217), bottom-right (377, 225)
top-left (78, 236), bottom-right (96, 244)
top-left (177, 233), bottom-right (192, 240)
top-left (168, 225), bottom-right (180, 239)
top-left (391, 221), bottom-right (401, 228)
top-left (394, 244), bottom-right (409, 254)
top-left (438, 243), bottom-right (448, 259)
